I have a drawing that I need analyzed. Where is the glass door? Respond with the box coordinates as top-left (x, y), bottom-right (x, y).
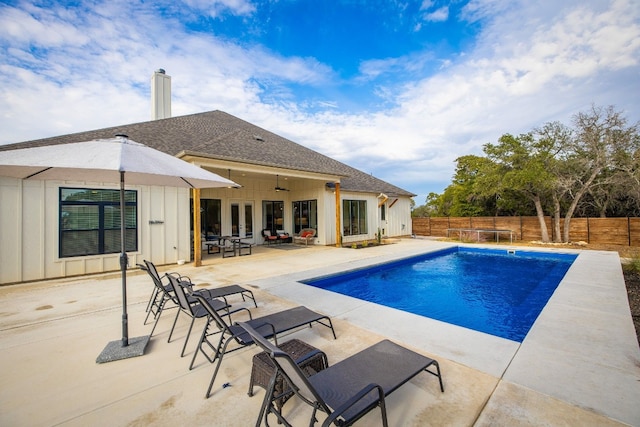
top-left (230, 201), bottom-right (254, 241)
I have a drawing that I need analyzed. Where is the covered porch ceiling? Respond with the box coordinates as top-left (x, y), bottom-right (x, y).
top-left (180, 155), bottom-right (344, 190)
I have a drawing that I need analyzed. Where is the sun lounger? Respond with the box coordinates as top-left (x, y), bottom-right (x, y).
top-left (190, 293), bottom-right (337, 398)
top-left (197, 284), bottom-right (258, 308)
top-left (142, 260), bottom-right (243, 342)
top-left (239, 322), bottom-right (444, 427)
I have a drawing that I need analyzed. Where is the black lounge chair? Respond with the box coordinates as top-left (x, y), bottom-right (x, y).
top-left (143, 260), bottom-right (229, 340)
top-left (201, 284), bottom-right (258, 308)
top-left (142, 260), bottom-right (257, 331)
top-left (238, 322), bottom-right (444, 427)
top-left (141, 260), bottom-right (194, 333)
top-left (138, 261), bottom-right (189, 325)
top-left (167, 274), bottom-right (249, 358)
top-left (190, 293), bottom-right (337, 398)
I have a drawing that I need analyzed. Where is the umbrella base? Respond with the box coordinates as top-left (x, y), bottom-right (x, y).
top-left (96, 335), bottom-right (150, 363)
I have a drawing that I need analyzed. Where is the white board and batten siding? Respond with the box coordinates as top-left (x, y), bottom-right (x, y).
top-left (0, 176), bottom-right (190, 285)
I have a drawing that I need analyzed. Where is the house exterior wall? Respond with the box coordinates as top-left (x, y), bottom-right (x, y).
top-left (338, 191), bottom-right (413, 245)
top-left (0, 176), bottom-right (191, 285)
top-left (200, 177), bottom-right (332, 245)
top-left (382, 197), bottom-right (413, 238)
top-left (0, 174), bottom-right (414, 284)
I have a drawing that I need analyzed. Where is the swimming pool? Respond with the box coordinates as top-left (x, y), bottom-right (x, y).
top-left (302, 247), bottom-right (577, 342)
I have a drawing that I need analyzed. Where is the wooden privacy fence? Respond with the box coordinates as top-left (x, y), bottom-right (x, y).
top-left (412, 216), bottom-right (640, 247)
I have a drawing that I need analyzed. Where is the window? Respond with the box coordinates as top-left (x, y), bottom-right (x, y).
top-left (199, 199), bottom-right (222, 237)
top-left (343, 200), bottom-right (367, 236)
top-left (292, 200), bottom-right (317, 234)
top-left (263, 200), bottom-right (284, 233)
top-left (59, 188), bottom-right (137, 257)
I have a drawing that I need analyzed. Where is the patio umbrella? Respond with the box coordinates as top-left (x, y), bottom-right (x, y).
top-left (0, 135), bottom-right (239, 362)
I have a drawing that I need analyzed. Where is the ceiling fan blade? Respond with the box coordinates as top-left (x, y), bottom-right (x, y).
top-left (275, 174), bottom-right (289, 191)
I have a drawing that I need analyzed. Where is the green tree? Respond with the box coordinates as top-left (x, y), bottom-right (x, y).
top-left (559, 105), bottom-right (639, 241)
top-left (416, 105), bottom-right (640, 238)
top-left (483, 133), bottom-right (558, 242)
top-left (533, 121), bottom-right (572, 241)
top-left (433, 155), bottom-right (497, 216)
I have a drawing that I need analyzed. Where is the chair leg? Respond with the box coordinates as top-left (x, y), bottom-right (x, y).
top-left (149, 299), bottom-right (167, 337)
top-left (180, 317), bottom-right (196, 357)
top-left (205, 338), bottom-right (234, 398)
top-left (429, 360), bottom-right (445, 392)
top-left (190, 320), bottom-right (210, 370)
top-left (256, 371), bottom-right (279, 427)
top-left (144, 289), bottom-right (163, 324)
top-left (380, 399), bottom-right (389, 427)
top-left (145, 287), bottom-right (158, 313)
top-left (242, 290), bottom-right (258, 308)
top-left (168, 309), bottom-right (181, 343)
top-left (190, 321), bottom-right (222, 369)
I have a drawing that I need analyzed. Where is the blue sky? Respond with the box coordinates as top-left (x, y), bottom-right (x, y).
top-left (0, 0), bottom-right (639, 203)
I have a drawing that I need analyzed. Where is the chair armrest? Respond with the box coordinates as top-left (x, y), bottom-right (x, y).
top-left (242, 321), bottom-right (278, 345)
top-left (228, 306), bottom-right (253, 320)
top-left (224, 306), bottom-right (252, 323)
top-left (321, 383), bottom-right (385, 427)
top-left (293, 349), bottom-right (328, 370)
top-left (191, 288), bottom-right (229, 307)
top-left (165, 272), bottom-right (193, 289)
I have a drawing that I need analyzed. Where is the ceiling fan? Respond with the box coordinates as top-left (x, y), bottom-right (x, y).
top-left (275, 174), bottom-right (289, 192)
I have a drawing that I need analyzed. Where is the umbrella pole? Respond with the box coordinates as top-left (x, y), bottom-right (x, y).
top-left (120, 171), bottom-right (129, 347)
top-left (97, 169), bottom-right (150, 363)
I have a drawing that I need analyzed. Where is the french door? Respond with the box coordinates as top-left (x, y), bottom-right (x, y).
top-left (230, 201), bottom-right (254, 241)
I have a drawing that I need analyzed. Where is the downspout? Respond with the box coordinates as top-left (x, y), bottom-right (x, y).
top-left (377, 193), bottom-right (388, 238)
top-left (335, 183), bottom-right (341, 247)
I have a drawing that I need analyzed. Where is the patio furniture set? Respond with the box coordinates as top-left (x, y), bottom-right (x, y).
top-left (262, 228), bottom-right (317, 246)
top-left (139, 259), bottom-right (444, 426)
top-left (204, 236), bottom-right (254, 257)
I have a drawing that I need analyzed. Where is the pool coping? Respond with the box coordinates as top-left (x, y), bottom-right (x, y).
top-left (250, 242), bottom-right (640, 426)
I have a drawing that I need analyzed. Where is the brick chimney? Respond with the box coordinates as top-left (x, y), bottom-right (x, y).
top-left (151, 69), bottom-right (171, 120)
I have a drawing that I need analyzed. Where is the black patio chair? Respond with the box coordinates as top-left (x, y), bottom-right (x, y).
top-left (238, 322), bottom-right (444, 427)
top-left (143, 260), bottom-right (228, 341)
top-left (142, 260), bottom-right (258, 335)
top-left (190, 293), bottom-right (337, 398)
top-left (144, 259), bottom-right (257, 309)
top-left (141, 260), bottom-right (194, 335)
top-left (167, 274), bottom-right (242, 358)
top-left (139, 261), bottom-right (190, 325)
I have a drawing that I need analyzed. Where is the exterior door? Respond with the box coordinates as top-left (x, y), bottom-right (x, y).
top-left (230, 201), bottom-right (254, 241)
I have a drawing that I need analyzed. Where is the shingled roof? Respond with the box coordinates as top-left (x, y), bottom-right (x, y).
top-left (0, 110), bottom-right (415, 197)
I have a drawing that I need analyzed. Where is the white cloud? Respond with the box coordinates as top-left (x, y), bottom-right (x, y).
top-left (422, 6), bottom-right (449, 22)
top-left (265, 0), bottom-right (640, 200)
top-left (420, 0), bottom-right (435, 11)
top-left (0, 0), bottom-right (638, 203)
top-left (0, 5), bottom-right (90, 47)
top-left (182, 0), bottom-right (256, 17)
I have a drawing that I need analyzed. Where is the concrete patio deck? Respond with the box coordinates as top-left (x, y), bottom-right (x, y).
top-left (0, 238), bottom-right (638, 426)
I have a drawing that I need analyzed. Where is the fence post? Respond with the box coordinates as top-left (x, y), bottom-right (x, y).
top-left (520, 216), bottom-right (523, 241)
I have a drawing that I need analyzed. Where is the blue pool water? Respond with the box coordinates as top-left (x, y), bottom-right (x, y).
top-left (302, 247), bottom-right (577, 342)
